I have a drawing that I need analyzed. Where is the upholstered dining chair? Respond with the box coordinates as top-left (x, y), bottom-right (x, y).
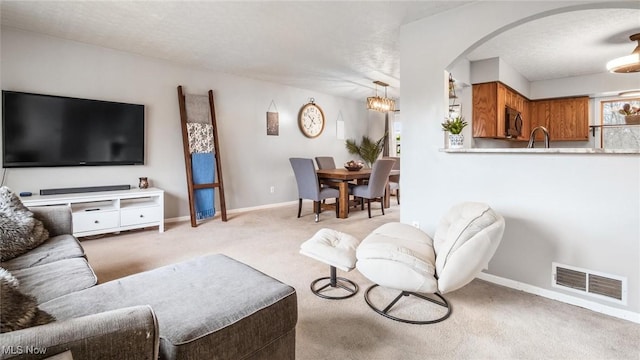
top-left (384, 156), bottom-right (400, 205)
top-left (350, 158), bottom-right (395, 218)
top-left (289, 158), bottom-right (339, 222)
top-left (315, 156), bottom-right (342, 190)
top-left (356, 202), bottom-right (506, 324)
top-left (315, 156), bottom-right (337, 170)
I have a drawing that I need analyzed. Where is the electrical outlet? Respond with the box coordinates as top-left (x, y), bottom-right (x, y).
top-left (270, 186), bottom-right (275, 194)
top-left (412, 221), bottom-right (419, 228)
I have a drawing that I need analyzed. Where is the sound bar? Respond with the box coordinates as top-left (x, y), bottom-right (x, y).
top-left (40, 185), bottom-right (131, 196)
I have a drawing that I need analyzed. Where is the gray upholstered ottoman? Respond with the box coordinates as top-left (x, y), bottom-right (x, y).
top-left (41, 254), bottom-right (298, 359)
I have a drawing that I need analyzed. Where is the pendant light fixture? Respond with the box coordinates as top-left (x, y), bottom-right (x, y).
top-left (607, 33), bottom-right (640, 73)
top-left (367, 81), bottom-right (396, 112)
top-left (619, 90), bottom-right (640, 98)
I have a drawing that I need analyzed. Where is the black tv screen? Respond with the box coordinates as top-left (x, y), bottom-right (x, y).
top-left (2, 91), bottom-right (144, 168)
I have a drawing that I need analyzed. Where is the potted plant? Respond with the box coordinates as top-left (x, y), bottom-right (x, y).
top-left (441, 116), bottom-right (468, 149)
top-left (345, 133), bottom-right (386, 168)
top-left (619, 103), bottom-right (640, 125)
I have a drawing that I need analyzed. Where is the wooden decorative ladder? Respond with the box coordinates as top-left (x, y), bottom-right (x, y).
top-left (177, 86), bottom-right (228, 225)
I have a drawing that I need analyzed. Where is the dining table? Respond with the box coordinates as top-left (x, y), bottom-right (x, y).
top-left (316, 168), bottom-right (400, 219)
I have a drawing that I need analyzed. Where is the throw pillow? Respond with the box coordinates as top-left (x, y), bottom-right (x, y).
top-left (0, 186), bottom-right (49, 261)
top-left (0, 267), bottom-right (55, 332)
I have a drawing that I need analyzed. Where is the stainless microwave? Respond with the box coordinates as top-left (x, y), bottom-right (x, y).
top-left (505, 107), bottom-right (523, 138)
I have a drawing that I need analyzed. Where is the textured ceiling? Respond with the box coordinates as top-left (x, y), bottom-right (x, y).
top-left (466, 8), bottom-right (640, 81)
top-left (1, 1), bottom-right (639, 101)
top-left (1, 1), bottom-right (471, 100)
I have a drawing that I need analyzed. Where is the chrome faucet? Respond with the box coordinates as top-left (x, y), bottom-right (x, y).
top-left (527, 126), bottom-right (550, 148)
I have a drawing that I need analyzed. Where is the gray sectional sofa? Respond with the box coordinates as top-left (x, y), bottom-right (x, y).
top-left (0, 206), bottom-right (298, 360)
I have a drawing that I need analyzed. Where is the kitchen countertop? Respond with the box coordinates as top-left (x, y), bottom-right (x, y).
top-left (441, 148), bottom-right (640, 154)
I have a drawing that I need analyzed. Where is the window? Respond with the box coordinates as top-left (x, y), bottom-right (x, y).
top-left (599, 98), bottom-right (640, 150)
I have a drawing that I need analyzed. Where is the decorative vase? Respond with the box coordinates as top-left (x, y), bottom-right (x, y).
top-left (139, 177), bottom-right (149, 189)
top-left (448, 133), bottom-right (464, 149)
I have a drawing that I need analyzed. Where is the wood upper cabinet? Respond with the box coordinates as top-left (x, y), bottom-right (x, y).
top-left (472, 82), bottom-right (499, 138)
top-left (530, 97), bottom-right (589, 141)
top-left (473, 81), bottom-right (588, 141)
top-left (516, 93), bottom-right (530, 139)
top-left (529, 100), bottom-right (550, 141)
top-left (549, 97), bottom-right (589, 140)
top-left (472, 82), bottom-right (528, 139)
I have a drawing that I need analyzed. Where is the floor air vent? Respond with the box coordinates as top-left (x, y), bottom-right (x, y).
top-left (552, 263), bottom-right (626, 304)
top-left (556, 266), bottom-right (587, 291)
top-left (588, 274), bottom-right (623, 301)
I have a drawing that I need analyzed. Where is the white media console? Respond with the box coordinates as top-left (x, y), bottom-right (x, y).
top-left (21, 187), bottom-right (164, 238)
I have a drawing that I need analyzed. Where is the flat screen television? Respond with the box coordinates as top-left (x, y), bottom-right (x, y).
top-left (2, 91), bottom-right (144, 168)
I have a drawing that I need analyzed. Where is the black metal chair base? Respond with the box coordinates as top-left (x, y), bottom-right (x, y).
top-left (310, 266), bottom-right (358, 300)
top-left (364, 284), bottom-right (451, 324)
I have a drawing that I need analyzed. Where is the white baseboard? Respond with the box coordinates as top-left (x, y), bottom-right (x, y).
top-left (476, 272), bottom-right (640, 324)
top-left (227, 200), bottom-right (298, 214)
top-left (165, 215), bottom-right (190, 223)
top-left (164, 201), bottom-right (297, 223)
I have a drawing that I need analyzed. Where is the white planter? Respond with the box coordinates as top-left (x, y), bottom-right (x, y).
top-left (449, 133), bottom-right (464, 149)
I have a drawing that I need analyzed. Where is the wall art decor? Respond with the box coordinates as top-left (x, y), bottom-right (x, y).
top-left (267, 100), bottom-right (279, 136)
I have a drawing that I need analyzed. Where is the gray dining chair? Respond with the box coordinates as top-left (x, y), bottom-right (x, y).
top-left (316, 155), bottom-right (361, 211)
top-left (289, 157), bottom-right (340, 222)
top-left (315, 156), bottom-right (337, 170)
top-left (351, 158), bottom-right (396, 218)
top-left (384, 156), bottom-right (400, 205)
top-left (315, 156), bottom-right (344, 190)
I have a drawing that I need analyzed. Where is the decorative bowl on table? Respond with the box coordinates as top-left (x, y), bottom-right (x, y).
top-left (344, 161), bottom-right (364, 171)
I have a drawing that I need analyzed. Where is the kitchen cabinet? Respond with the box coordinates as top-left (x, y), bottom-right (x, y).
top-left (515, 93), bottom-right (530, 138)
top-left (529, 100), bottom-right (550, 140)
top-left (530, 97), bottom-right (589, 141)
top-left (473, 81), bottom-right (588, 141)
top-left (472, 82), bottom-right (529, 139)
top-left (472, 82), bottom-right (499, 138)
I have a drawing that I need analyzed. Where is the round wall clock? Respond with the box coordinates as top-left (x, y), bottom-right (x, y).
top-left (298, 100), bottom-right (325, 138)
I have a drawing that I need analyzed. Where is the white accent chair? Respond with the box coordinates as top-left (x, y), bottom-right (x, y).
top-left (356, 202), bottom-right (505, 324)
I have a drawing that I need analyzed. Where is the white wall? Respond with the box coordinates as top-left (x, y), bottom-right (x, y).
top-left (469, 57), bottom-right (531, 98)
top-left (531, 72), bottom-right (640, 99)
top-left (447, 61), bottom-right (472, 147)
top-left (366, 109), bottom-right (391, 155)
top-left (469, 58), bottom-right (500, 85)
top-left (498, 58), bottom-right (531, 97)
top-left (0, 28), bottom-right (370, 218)
top-left (400, 0), bottom-right (640, 317)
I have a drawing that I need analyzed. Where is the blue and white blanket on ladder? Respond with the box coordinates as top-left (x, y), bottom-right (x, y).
top-left (187, 122), bottom-right (215, 220)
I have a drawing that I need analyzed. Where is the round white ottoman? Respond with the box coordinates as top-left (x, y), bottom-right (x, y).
top-left (300, 228), bottom-right (360, 299)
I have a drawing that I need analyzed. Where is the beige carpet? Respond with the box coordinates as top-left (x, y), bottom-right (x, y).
top-left (81, 201), bottom-right (640, 360)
